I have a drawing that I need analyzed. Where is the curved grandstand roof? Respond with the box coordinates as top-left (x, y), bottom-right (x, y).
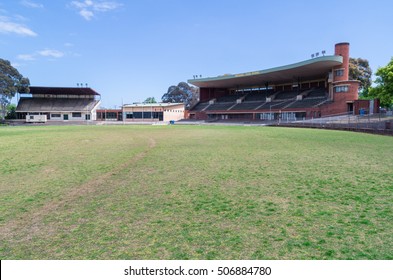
top-left (29, 86), bottom-right (100, 96)
top-left (188, 55), bottom-right (343, 88)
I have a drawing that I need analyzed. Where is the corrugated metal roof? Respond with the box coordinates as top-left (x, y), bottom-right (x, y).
top-left (29, 86), bottom-right (100, 96)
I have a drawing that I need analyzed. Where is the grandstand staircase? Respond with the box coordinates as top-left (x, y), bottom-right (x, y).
top-left (254, 102), bottom-right (268, 110)
top-left (282, 99), bottom-right (297, 109)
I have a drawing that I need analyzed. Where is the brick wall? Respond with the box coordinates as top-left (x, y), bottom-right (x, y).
top-left (320, 43), bottom-right (360, 116)
top-left (333, 42), bottom-right (350, 82)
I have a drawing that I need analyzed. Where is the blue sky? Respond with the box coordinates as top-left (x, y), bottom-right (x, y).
top-left (1, 0), bottom-right (392, 108)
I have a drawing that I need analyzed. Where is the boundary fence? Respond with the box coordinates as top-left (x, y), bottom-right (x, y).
top-left (274, 111), bottom-right (393, 136)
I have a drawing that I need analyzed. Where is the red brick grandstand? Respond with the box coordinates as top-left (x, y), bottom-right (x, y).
top-left (188, 43), bottom-right (360, 121)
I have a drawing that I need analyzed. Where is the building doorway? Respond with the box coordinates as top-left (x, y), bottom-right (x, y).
top-left (347, 103), bottom-right (354, 114)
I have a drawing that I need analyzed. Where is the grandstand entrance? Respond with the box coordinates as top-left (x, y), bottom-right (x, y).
top-left (347, 103), bottom-right (354, 114)
top-left (63, 114), bottom-right (69, 120)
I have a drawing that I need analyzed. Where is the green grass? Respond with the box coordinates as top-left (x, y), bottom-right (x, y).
top-left (0, 125), bottom-right (392, 259)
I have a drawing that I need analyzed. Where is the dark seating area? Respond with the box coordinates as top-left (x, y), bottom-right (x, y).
top-left (257, 100), bottom-right (288, 109)
top-left (307, 88), bottom-right (327, 98)
top-left (216, 94), bottom-right (244, 102)
top-left (191, 102), bottom-right (210, 111)
top-left (285, 97), bottom-right (328, 109)
top-left (190, 87), bottom-right (329, 114)
top-left (16, 98), bottom-right (99, 112)
top-left (206, 103), bottom-right (235, 111)
top-left (231, 101), bottom-right (265, 110)
top-left (244, 90), bottom-right (271, 101)
top-left (274, 90), bottom-right (298, 100)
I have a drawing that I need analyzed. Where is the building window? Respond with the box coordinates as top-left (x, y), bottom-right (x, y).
top-left (143, 112), bottom-right (152, 118)
top-left (335, 69), bottom-right (344, 77)
top-left (126, 113), bottom-right (133, 119)
top-left (72, 112), bottom-right (82, 118)
top-left (152, 112), bottom-right (163, 119)
top-left (51, 114), bottom-right (61, 118)
top-left (105, 112), bottom-right (117, 119)
top-left (133, 112), bottom-right (142, 119)
top-left (334, 86), bottom-right (349, 93)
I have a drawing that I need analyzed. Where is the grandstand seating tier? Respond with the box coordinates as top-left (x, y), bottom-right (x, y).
top-left (16, 98), bottom-right (99, 112)
top-left (306, 88), bottom-right (327, 98)
top-left (243, 90), bottom-right (271, 102)
top-left (190, 88), bottom-right (329, 113)
top-left (191, 102), bottom-right (210, 111)
top-left (274, 90), bottom-right (298, 100)
top-left (231, 101), bottom-right (265, 110)
top-left (205, 103), bottom-right (235, 111)
top-left (285, 97), bottom-right (328, 109)
top-left (216, 94), bottom-right (244, 102)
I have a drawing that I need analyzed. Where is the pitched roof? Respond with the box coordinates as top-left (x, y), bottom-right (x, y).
top-left (29, 86), bottom-right (100, 96)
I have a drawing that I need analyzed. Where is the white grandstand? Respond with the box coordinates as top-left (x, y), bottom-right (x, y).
top-left (16, 86), bottom-right (101, 121)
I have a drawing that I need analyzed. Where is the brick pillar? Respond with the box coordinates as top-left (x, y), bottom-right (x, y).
top-left (321, 42), bottom-right (360, 116)
top-left (333, 42), bottom-right (350, 82)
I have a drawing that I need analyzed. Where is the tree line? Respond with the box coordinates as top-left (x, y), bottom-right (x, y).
top-left (348, 57), bottom-right (392, 107)
top-left (142, 82), bottom-right (199, 108)
top-left (0, 59), bottom-right (30, 120)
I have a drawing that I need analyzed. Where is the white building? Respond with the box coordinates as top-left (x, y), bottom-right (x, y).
top-left (16, 86), bottom-right (101, 121)
top-left (122, 103), bottom-right (185, 122)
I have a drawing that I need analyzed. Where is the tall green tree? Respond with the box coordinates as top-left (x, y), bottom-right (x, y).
top-left (161, 82), bottom-right (198, 108)
top-left (349, 57), bottom-right (372, 97)
top-left (0, 59), bottom-right (30, 120)
top-left (5, 104), bottom-right (17, 119)
top-left (369, 57), bottom-right (393, 108)
top-left (143, 97), bottom-right (157, 103)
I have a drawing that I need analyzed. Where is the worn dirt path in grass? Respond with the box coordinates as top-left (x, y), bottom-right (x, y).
top-left (0, 137), bottom-right (156, 242)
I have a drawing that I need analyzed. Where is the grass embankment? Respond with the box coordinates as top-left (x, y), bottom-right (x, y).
top-left (0, 125), bottom-right (392, 259)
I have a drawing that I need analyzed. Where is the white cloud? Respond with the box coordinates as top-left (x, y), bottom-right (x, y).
top-left (93, 1), bottom-right (121, 12)
top-left (17, 54), bottom-right (36, 61)
top-left (17, 49), bottom-right (65, 61)
top-left (79, 9), bottom-right (94, 20)
top-left (14, 14), bottom-right (29, 22)
top-left (0, 16), bottom-right (37, 36)
top-left (70, 0), bottom-right (122, 20)
top-left (20, 0), bottom-right (44, 9)
top-left (38, 49), bottom-right (64, 58)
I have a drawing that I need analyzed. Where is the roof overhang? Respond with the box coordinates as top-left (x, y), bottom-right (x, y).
top-left (188, 55), bottom-right (343, 88)
top-left (123, 103), bottom-right (184, 108)
top-left (29, 86), bottom-right (100, 96)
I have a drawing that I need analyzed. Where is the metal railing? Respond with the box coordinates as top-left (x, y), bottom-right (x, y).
top-left (276, 111), bottom-right (393, 135)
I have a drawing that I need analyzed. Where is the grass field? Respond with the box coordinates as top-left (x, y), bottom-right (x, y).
top-left (0, 125), bottom-right (392, 260)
